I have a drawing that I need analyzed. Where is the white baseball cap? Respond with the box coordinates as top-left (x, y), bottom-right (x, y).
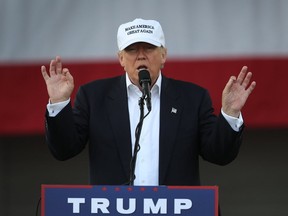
top-left (117, 18), bottom-right (165, 51)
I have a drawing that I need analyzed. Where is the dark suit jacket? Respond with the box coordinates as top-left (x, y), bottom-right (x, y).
top-left (46, 74), bottom-right (243, 185)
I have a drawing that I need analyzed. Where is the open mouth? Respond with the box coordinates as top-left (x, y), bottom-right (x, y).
top-left (137, 66), bottom-right (148, 71)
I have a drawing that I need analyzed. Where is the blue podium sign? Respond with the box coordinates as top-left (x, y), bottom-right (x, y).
top-left (41, 185), bottom-right (218, 216)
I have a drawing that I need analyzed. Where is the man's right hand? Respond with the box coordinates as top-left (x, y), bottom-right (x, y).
top-left (41, 56), bottom-right (74, 104)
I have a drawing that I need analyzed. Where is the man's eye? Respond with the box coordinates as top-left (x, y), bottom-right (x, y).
top-left (146, 46), bottom-right (156, 51)
top-left (125, 47), bottom-right (137, 52)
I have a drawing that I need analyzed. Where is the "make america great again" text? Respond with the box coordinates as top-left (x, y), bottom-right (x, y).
top-left (125, 24), bottom-right (154, 35)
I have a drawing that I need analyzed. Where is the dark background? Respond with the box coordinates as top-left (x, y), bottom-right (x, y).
top-left (1, 128), bottom-right (287, 216)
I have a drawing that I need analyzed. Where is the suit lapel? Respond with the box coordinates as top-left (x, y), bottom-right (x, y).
top-left (105, 75), bottom-right (132, 181)
top-left (159, 76), bottom-right (182, 184)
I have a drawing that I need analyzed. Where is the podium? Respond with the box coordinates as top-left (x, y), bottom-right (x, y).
top-left (41, 185), bottom-right (218, 216)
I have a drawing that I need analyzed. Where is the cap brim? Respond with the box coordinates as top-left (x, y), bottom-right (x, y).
top-left (119, 38), bottom-right (162, 50)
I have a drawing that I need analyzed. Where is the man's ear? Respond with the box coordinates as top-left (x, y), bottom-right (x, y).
top-left (118, 51), bottom-right (125, 67)
top-left (161, 48), bottom-right (167, 65)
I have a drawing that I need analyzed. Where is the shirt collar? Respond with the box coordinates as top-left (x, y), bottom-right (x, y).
top-left (126, 72), bottom-right (162, 98)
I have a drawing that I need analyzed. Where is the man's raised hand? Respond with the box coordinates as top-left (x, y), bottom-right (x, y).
top-left (222, 66), bottom-right (256, 117)
top-left (41, 56), bottom-right (74, 103)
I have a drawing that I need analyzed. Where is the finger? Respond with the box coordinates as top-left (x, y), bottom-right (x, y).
top-left (246, 81), bottom-right (256, 95)
top-left (63, 68), bottom-right (74, 83)
top-left (241, 71), bottom-right (253, 88)
top-left (237, 66), bottom-right (248, 84)
top-left (41, 65), bottom-right (50, 81)
top-left (55, 56), bottom-right (62, 74)
top-left (49, 59), bottom-right (56, 76)
top-left (223, 76), bottom-right (236, 93)
top-left (62, 68), bottom-right (70, 76)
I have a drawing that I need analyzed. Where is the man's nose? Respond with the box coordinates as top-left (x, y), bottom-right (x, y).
top-left (137, 47), bottom-right (146, 59)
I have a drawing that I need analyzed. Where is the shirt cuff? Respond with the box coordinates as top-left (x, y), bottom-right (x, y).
top-left (221, 109), bottom-right (244, 132)
top-left (47, 98), bottom-right (70, 117)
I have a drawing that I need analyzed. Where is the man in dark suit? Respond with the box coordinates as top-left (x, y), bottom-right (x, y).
top-left (41, 18), bottom-right (256, 186)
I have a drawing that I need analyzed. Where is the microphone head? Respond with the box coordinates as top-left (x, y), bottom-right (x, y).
top-left (138, 69), bottom-right (151, 86)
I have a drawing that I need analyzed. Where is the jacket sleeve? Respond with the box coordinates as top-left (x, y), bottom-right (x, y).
top-left (199, 90), bottom-right (244, 165)
top-left (45, 87), bottom-right (89, 161)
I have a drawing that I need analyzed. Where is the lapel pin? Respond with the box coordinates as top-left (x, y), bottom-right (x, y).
top-left (171, 107), bottom-right (177, 114)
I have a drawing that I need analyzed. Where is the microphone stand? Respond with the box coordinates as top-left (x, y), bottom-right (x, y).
top-left (129, 95), bottom-right (148, 185)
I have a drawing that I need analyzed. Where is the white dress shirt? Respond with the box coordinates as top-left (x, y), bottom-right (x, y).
top-left (126, 73), bottom-right (161, 186)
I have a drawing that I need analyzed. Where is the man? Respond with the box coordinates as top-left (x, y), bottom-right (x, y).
top-left (41, 18), bottom-right (256, 186)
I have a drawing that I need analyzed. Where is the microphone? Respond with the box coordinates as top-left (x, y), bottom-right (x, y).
top-left (138, 69), bottom-right (152, 111)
